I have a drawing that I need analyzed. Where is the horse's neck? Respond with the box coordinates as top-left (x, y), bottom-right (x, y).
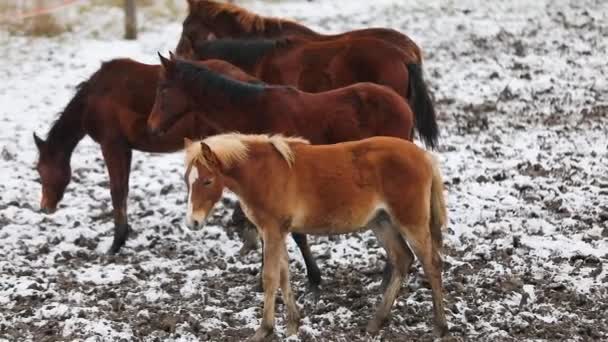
top-left (259, 20), bottom-right (319, 38)
top-left (192, 90), bottom-right (265, 131)
top-left (45, 114), bottom-right (86, 162)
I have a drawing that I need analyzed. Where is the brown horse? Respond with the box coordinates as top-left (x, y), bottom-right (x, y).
top-left (183, 133), bottom-right (448, 340)
top-left (176, 0), bottom-right (422, 63)
top-left (177, 36), bottom-right (439, 148)
top-left (32, 58), bottom-right (269, 253)
top-left (148, 54), bottom-right (414, 147)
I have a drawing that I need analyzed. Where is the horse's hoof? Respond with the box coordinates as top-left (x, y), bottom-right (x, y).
top-left (286, 313), bottom-right (301, 336)
top-left (366, 319), bottom-right (383, 334)
top-left (286, 321), bottom-right (299, 336)
top-left (249, 326), bottom-right (273, 342)
top-left (435, 322), bottom-right (449, 337)
top-left (107, 242), bottom-right (123, 255)
top-left (253, 279), bottom-right (264, 293)
top-left (308, 285), bottom-right (320, 301)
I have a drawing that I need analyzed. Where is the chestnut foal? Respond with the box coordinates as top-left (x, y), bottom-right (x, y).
top-left (183, 133), bottom-right (448, 340)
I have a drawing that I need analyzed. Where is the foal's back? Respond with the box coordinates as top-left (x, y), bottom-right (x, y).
top-left (285, 137), bottom-right (431, 234)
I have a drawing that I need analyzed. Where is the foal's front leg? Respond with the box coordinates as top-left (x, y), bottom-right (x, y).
top-left (251, 228), bottom-right (284, 342)
top-left (279, 240), bottom-right (301, 336)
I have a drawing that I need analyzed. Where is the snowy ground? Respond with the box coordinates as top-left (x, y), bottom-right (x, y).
top-left (1, 0), bottom-right (607, 341)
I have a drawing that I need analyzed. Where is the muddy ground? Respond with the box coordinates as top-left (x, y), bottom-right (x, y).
top-left (1, 0), bottom-right (607, 341)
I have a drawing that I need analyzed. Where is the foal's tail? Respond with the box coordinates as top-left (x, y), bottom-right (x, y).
top-left (406, 63), bottom-right (439, 149)
top-left (427, 152), bottom-right (447, 252)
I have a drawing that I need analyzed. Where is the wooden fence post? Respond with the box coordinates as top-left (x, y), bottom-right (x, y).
top-left (124, 0), bottom-right (137, 40)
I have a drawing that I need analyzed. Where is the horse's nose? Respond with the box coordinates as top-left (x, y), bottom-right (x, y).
top-left (186, 217), bottom-right (200, 230)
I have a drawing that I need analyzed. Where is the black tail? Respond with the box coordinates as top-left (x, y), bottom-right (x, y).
top-left (406, 63), bottom-right (439, 149)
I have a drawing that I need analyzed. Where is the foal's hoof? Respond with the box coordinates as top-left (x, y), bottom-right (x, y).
top-left (249, 326), bottom-right (273, 342)
top-left (435, 322), bottom-right (449, 337)
top-left (366, 318), bottom-right (384, 334)
top-left (286, 321), bottom-right (299, 337)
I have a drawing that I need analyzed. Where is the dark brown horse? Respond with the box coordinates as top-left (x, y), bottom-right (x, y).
top-left (176, 0), bottom-right (422, 63)
top-left (177, 36), bottom-right (439, 148)
top-left (32, 58), bottom-right (268, 252)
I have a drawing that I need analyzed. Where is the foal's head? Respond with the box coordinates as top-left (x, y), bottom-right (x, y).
top-left (33, 133), bottom-right (70, 213)
top-left (147, 53), bottom-right (196, 136)
top-left (184, 138), bottom-right (225, 229)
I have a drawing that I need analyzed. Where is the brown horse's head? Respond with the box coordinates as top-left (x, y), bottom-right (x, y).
top-left (175, 0), bottom-right (223, 57)
top-left (33, 133), bottom-right (70, 214)
top-left (184, 138), bottom-right (224, 230)
top-left (147, 53), bottom-right (195, 136)
top-left (176, 0), bottom-right (290, 57)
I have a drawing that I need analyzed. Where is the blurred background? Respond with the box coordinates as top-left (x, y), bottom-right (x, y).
top-left (0, 0), bottom-right (187, 37)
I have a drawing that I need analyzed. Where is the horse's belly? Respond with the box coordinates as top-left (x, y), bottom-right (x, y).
top-left (290, 201), bottom-right (386, 235)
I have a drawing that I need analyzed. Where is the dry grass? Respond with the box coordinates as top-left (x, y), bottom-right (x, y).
top-left (0, 0), bottom-right (188, 37)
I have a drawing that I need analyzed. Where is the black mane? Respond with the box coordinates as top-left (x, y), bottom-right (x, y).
top-left (192, 38), bottom-right (291, 67)
top-left (173, 60), bottom-right (266, 99)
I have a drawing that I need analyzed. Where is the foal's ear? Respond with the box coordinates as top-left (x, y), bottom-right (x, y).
top-left (184, 137), bottom-right (193, 148)
top-left (169, 51), bottom-right (176, 61)
top-left (33, 132), bottom-right (45, 150)
top-left (200, 142), bottom-right (220, 169)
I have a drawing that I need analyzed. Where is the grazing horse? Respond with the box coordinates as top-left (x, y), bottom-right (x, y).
top-left (176, 0), bottom-right (422, 63)
top-left (183, 133), bottom-right (448, 340)
top-left (177, 37), bottom-right (439, 148)
top-left (33, 58), bottom-right (265, 254)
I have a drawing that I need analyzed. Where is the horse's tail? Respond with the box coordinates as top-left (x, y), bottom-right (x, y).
top-left (427, 152), bottom-right (447, 252)
top-left (406, 63), bottom-right (439, 149)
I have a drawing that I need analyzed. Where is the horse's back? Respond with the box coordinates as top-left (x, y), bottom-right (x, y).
top-left (287, 137), bottom-right (429, 233)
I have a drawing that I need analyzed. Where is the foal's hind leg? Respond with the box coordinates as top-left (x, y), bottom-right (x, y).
top-left (396, 223), bottom-right (448, 336)
top-left (101, 142), bottom-right (132, 254)
top-left (367, 213), bottom-right (411, 333)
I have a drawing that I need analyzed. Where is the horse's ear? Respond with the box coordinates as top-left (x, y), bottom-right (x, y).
top-left (33, 132), bottom-right (45, 150)
top-left (200, 142), bottom-right (220, 169)
top-left (158, 52), bottom-right (174, 72)
top-left (184, 137), bottom-right (193, 148)
top-left (169, 51), bottom-right (176, 60)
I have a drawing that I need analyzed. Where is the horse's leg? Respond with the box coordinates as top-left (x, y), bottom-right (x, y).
top-left (291, 233), bottom-right (322, 291)
top-left (279, 238), bottom-right (300, 336)
top-left (396, 223), bottom-right (448, 336)
top-left (101, 142), bottom-right (133, 254)
top-left (255, 237), bottom-right (264, 293)
top-left (366, 214), bottom-right (410, 333)
top-left (231, 204), bottom-right (259, 254)
top-left (251, 226), bottom-right (284, 342)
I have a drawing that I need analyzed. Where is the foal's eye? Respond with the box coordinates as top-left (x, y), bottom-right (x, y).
top-left (203, 178), bottom-right (214, 186)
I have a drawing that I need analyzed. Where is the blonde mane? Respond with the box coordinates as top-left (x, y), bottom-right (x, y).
top-left (195, 0), bottom-right (293, 33)
top-left (185, 133), bottom-right (309, 169)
